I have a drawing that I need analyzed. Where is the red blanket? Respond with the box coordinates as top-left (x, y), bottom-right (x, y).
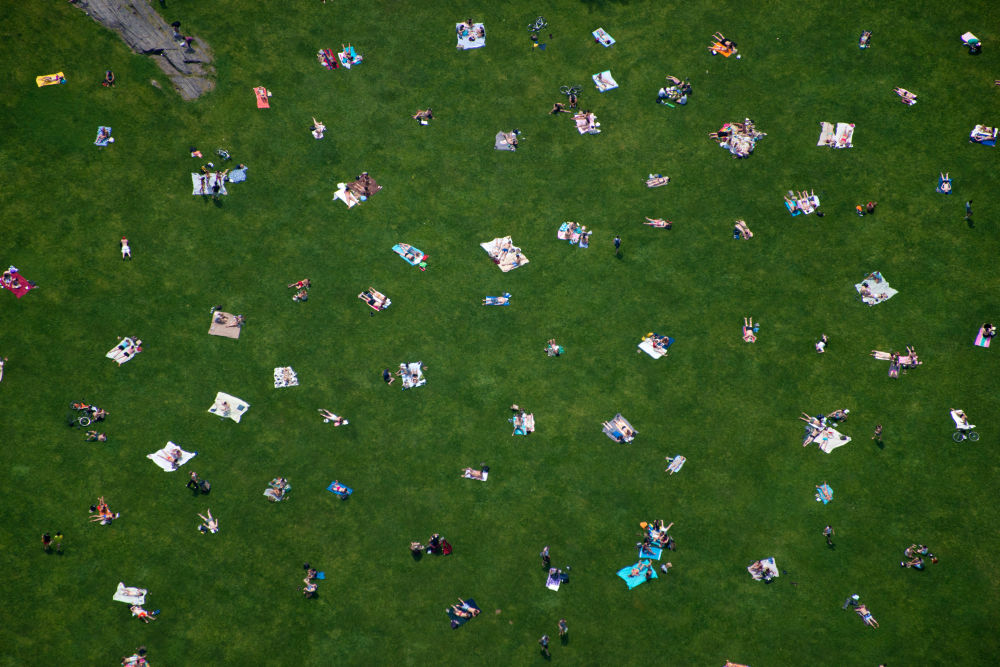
top-left (2, 272), bottom-right (36, 298)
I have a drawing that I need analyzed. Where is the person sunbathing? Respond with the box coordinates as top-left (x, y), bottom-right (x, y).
top-left (644, 217), bottom-right (672, 229)
top-left (742, 317), bottom-right (757, 343)
top-left (288, 279), bottom-right (311, 290)
top-left (893, 87), bottom-right (917, 104)
top-left (482, 295), bottom-right (509, 305)
top-left (827, 409), bottom-right (849, 422)
top-left (412, 108), bottom-right (434, 122)
top-left (937, 172), bottom-right (952, 193)
top-left (410, 541), bottom-right (424, 553)
top-left (302, 580), bottom-right (318, 597)
top-left (800, 413), bottom-right (823, 428)
top-left (449, 600), bottom-right (480, 618)
top-left (983, 323), bottom-right (996, 338)
top-left (462, 467), bottom-right (486, 480)
top-left (197, 509), bottom-right (219, 534)
top-left (318, 409), bottom-right (348, 426)
top-left (85, 430), bottom-right (107, 442)
top-left (855, 604), bottom-right (879, 627)
top-left (503, 131), bottom-right (518, 147)
top-left (330, 480), bottom-right (349, 495)
top-left (902, 555), bottom-right (924, 569)
top-left (293, 288), bottom-right (309, 302)
top-left (130, 606), bottom-right (156, 622)
top-left (734, 220), bottom-right (752, 239)
top-left (549, 102), bottom-right (567, 114)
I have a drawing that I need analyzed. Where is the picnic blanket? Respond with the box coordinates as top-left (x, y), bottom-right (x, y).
top-left (639, 544), bottom-right (663, 560)
top-left (2, 269), bottom-right (36, 298)
top-left (546, 568), bottom-right (569, 591)
top-left (36, 72), bottom-right (66, 87)
top-left (494, 131), bottom-right (517, 151)
top-left (975, 327), bottom-right (992, 348)
top-left (327, 481), bottom-right (353, 497)
top-left (480, 237), bottom-right (529, 272)
top-left (113, 582), bottom-right (146, 605)
top-left (747, 557), bottom-right (779, 581)
top-left (337, 44), bottom-right (363, 68)
top-left (834, 122), bottom-right (855, 148)
top-left (805, 426), bottom-right (851, 453)
top-left (463, 469), bottom-right (489, 481)
top-left (274, 367), bottom-right (299, 388)
top-left (228, 166), bottom-right (248, 183)
top-left (447, 599), bottom-right (480, 628)
top-left (94, 126), bottom-right (112, 147)
top-left (593, 70), bottom-right (618, 92)
top-left (208, 392), bottom-right (250, 423)
top-left (816, 482), bottom-right (833, 504)
top-left (191, 172), bottom-right (228, 196)
top-left (359, 288), bottom-right (391, 311)
top-left (400, 362), bottom-right (426, 390)
top-left (855, 272), bottom-right (898, 305)
top-left (253, 86), bottom-right (270, 108)
top-left (333, 184), bottom-right (360, 207)
top-left (208, 311), bottom-right (242, 339)
top-left (317, 48), bottom-right (336, 70)
top-left (511, 412), bottom-right (534, 435)
top-left (592, 27), bottom-right (615, 47)
top-left (146, 442), bottom-right (197, 472)
top-left (456, 23), bottom-right (485, 50)
top-left (392, 243), bottom-right (426, 267)
top-left (106, 337), bottom-right (141, 365)
top-left (638, 335), bottom-right (672, 359)
top-left (617, 561), bottom-right (657, 589)
top-left (646, 174), bottom-right (670, 188)
top-left (665, 455), bottom-right (686, 475)
top-left (483, 293), bottom-right (511, 306)
top-left (970, 125), bottom-right (997, 146)
top-left (603, 414), bottom-right (636, 443)
top-left (557, 222), bottom-right (574, 240)
top-left (264, 478), bottom-right (290, 502)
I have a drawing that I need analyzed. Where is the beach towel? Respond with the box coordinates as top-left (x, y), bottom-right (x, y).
top-left (975, 327), bottom-right (992, 348)
top-left (546, 569), bottom-right (569, 591)
top-left (327, 481), bottom-right (353, 498)
top-left (333, 184), bottom-right (360, 208)
top-left (603, 414), bottom-right (636, 443)
top-left (456, 23), bottom-right (485, 50)
top-left (400, 362), bottom-right (426, 390)
top-left (392, 243), bottom-right (426, 266)
top-left (817, 122), bottom-right (835, 146)
top-left (106, 337), bottom-right (142, 365)
top-left (592, 27), bottom-right (615, 47)
top-left (337, 45), bottom-right (363, 68)
top-left (146, 442), bottom-right (197, 471)
top-left (815, 482), bottom-right (833, 504)
top-left (592, 70), bottom-right (618, 92)
top-left (94, 126), bottom-right (113, 147)
top-left (494, 131), bottom-right (516, 151)
top-left (2, 269), bottom-right (37, 299)
top-left (665, 455), bottom-right (686, 475)
top-left (191, 172), bottom-right (228, 196)
top-left (646, 175), bottom-right (670, 188)
top-left (805, 427), bottom-right (851, 453)
top-left (36, 72), bottom-right (66, 87)
top-left (511, 412), bottom-right (535, 435)
top-left (447, 599), bottom-right (481, 628)
top-left (274, 367), bottom-right (299, 388)
top-left (785, 199), bottom-right (802, 216)
top-left (638, 335), bottom-right (672, 359)
top-left (855, 272), bottom-right (898, 305)
top-left (463, 469), bottom-right (489, 481)
top-left (359, 289), bottom-right (391, 311)
top-left (951, 409), bottom-right (975, 431)
top-left (208, 311), bottom-right (242, 339)
top-left (264, 478), bottom-right (290, 502)
top-left (113, 582), bottom-right (146, 605)
top-left (834, 122), bottom-right (855, 148)
top-left (483, 293), bottom-right (511, 306)
top-left (480, 237), bottom-right (529, 272)
top-left (639, 545), bottom-right (663, 560)
top-left (208, 392), bottom-right (250, 423)
top-left (617, 561), bottom-right (657, 589)
top-left (970, 125), bottom-right (997, 146)
top-left (747, 557), bottom-right (779, 581)
top-left (557, 222), bottom-right (574, 240)
top-left (317, 48), bottom-right (336, 70)
top-left (253, 86), bottom-right (270, 108)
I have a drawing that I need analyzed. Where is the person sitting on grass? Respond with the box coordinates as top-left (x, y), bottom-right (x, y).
top-left (85, 430), bottom-right (107, 442)
top-left (410, 541), bottom-right (424, 554)
top-left (981, 322), bottom-right (996, 338)
top-left (197, 509), bottom-right (219, 534)
top-left (318, 409), bottom-right (348, 426)
top-left (644, 217), bottom-right (672, 229)
top-left (293, 288), bottom-right (309, 302)
top-left (816, 334), bottom-right (829, 353)
top-left (310, 117), bottom-right (326, 139)
top-left (544, 339), bottom-right (563, 357)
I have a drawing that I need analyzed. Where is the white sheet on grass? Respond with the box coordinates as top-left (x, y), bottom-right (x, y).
top-left (146, 441), bottom-right (197, 471)
top-left (113, 582), bottom-right (147, 605)
top-left (638, 339), bottom-right (666, 359)
top-left (274, 366), bottom-right (299, 388)
top-left (191, 172), bottom-right (228, 196)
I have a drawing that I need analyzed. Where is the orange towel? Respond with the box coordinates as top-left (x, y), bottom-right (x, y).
top-left (254, 86), bottom-right (270, 109)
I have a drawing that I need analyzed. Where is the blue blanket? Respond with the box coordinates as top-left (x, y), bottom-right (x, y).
top-left (617, 561), bottom-right (657, 589)
top-left (94, 126), bottom-right (112, 147)
top-left (639, 545), bottom-right (663, 560)
top-left (229, 166), bottom-right (248, 183)
top-left (327, 481), bottom-right (353, 497)
top-left (447, 598), bottom-right (480, 628)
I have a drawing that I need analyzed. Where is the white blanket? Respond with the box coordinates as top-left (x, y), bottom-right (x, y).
top-left (274, 366), bottom-right (299, 388)
top-left (208, 392), bottom-right (250, 423)
top-left (593, 70), bottom-right (618, 92)
top-left (817, 122), bottom-right (835, 146)
top-left (113, 582), bottom-right (147, 605)
top-left (456, 22), bottom-right (485, 49)
top-left (855, 274), bottom-right (898, 305)
top-left (106, 337), bottom-right (141, 365)
top-left (834, 122), bottom-right (855, 148)
top-left (747, 557), bottom-right (779, 581)
top-left (480, 237), bottom-right (529, 272)
top-left (147, 441), bottom-right (197, 471)
top-left (400, 362), bottom-right (426, 389)
top-left (190, 172), bottom-right (228, 196)
top-left (638, 339), bottom-right (666, 359)
top-left (334, 184), bottom-right (360, 208)
top-left (806, 426), bottom-right (851, 453)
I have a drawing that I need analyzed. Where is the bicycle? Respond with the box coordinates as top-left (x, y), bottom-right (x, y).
top-left (528, 16), bottom-right (548, 34)
top-left (559, 85), bottom-right (582, 97)
top-left (952, 429), bottom-right (979, 442)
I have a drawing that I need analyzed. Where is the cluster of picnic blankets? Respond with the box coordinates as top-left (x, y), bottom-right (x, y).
top-left (638, 333), bottom-right (673, 359)
top-left (855, 271), bottom-right (898, 305)
top-left (817, 122), bottom-right (855, 148)
top-left (480, 237), bottom-right (528, 272)
top-left (274, 367), bottom-right (299, 388)
top-left (557, 222), bottom-right (591, 247)
top-left (334, 172), bottom-right (382, 208)
top-left (714, 120), bottom-right (765, 158)
top-left (617, 522), bottom-right (670, 589)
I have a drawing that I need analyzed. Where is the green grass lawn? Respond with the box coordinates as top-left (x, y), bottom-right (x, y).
top-left (2, 0), bottom-right (999, 664)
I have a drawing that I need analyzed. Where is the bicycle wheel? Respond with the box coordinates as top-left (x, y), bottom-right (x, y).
top-left (559, 85), bottom-right (571, 96)
top-left (78, 416), bottom-right (91, 427)
top-left (968, 431), bottom-right (980, 441)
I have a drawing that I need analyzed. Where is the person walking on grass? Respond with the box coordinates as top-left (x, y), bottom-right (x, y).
top-left (872, 423), bottom-right (883, 444)
top-left (538, 635), bottom-right (551, 657)
top-left (540, 545), bottom-right (551, 569)
top-left (824, 525), bottom-right (835, 548)
top-left (558, 618), bottom-right (568, 638)
top-left (614, 235), bottom-right (621, 255)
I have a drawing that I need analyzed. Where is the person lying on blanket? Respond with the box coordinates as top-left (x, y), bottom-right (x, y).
top-left (644, 217), bottom-right (672, 228)
top-left (412, 108), bottom-right (434, 123)
top-left (742, 317), bottom-right (757, 343)
top-left (856, 604), bottom-right (879, 627)
top-left (330, 480), bottom-right (349, 495)
top-left (482, 295), bottom-right (509, 305)
top-left (198, 509), bottom-right (219, 534)
top-left (937, 172), bottom-right (952, 193)
top-left (318, 409), bottom-right (348, 425)
top-left (448, 599), bottom-right (480, 618)
top-left (893, 87), bottom-right (917, 104)
top-left (734, 220), bottom-right (752, 239)
top-left (462, 466), bottom-right (487, 480)
top-left (629, 560), bottom-right (653, 577)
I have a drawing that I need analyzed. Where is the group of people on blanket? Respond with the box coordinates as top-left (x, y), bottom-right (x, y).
top-left (799, 409), bottom-right (849, 445)
top-left (411, 532), bottom-right (452, 556)
top-left (900, 543), bottom-right (938, 570)
top-left (870, 346), bottom-right (920, 378)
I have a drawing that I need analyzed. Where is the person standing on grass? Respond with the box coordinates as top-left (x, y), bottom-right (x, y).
top-left (965, 200), bottom-right (973, 220)
top-left (53, 531), bottom-right (63, 554)
top-left (872, 423), bottom-right (883, 444)
top-left (558, 618), bottom-right (568, 638)
top-left (824, 525), bottom-right (835, 548)
top-left (42, 533), bottom-right (52, 553)
top-left (538, 635), bottom-right (551, 657)
top-left (541, 545), bottom-right (551, 568)
top-left (614, 235), bottom-right (621, 255)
